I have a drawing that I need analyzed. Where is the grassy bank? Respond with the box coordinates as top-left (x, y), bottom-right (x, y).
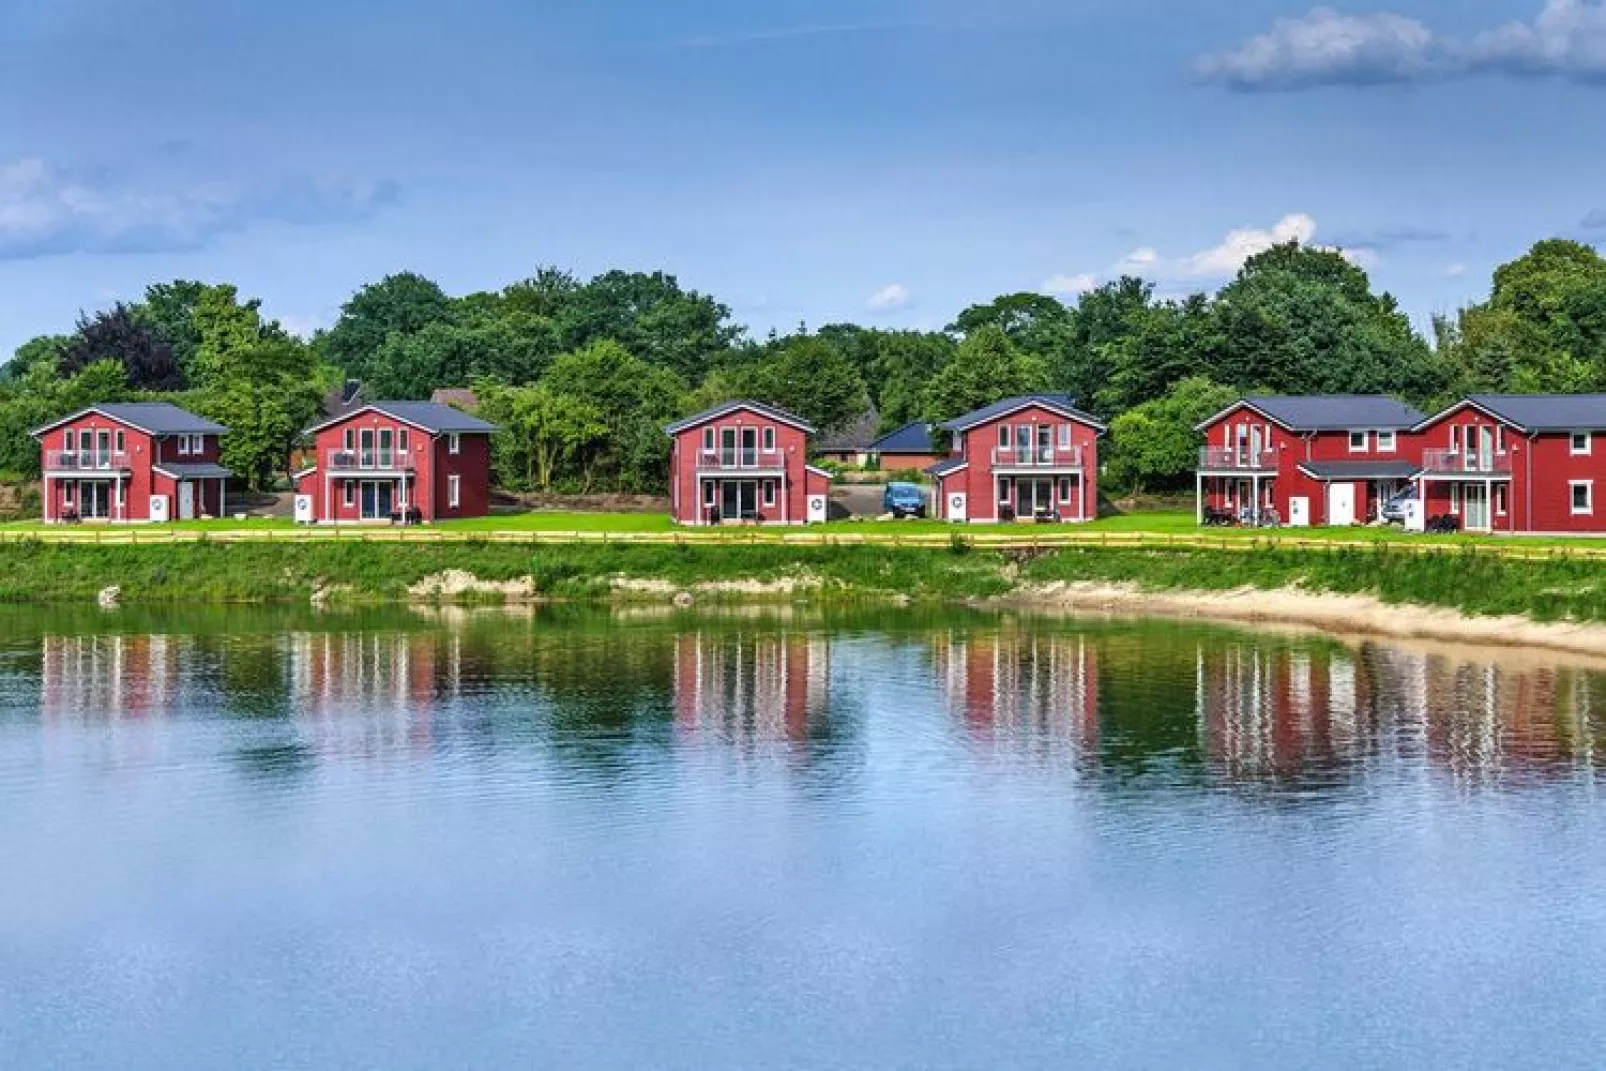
top-left (4, 538), bottom-right (1606, 625)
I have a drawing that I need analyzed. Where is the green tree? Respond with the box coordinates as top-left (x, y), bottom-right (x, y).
top-left (556, 271), bottom-right (741, 383)
top-left (920, 326), bottom-right (1049, 426)
top-left (478, 382), bottom-right (609, 492)
top-left (139, 280), bottom-right (214, 374)
top-left (190, 286), bottom-right (328, 488)
top-left (543, 340), bottom-right (687, 492)
top-left (1106, 377), bottom-right (1237, 495)
top-left (725, 333), bottom-right (870, 435)
top-left (322, 272), bottom-right (453, 381)
top-left (367, 313), bottom-right (561, 398)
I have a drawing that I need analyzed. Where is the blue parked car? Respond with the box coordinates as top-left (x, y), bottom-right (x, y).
top-left (882, 482), bottom-right (927, 519)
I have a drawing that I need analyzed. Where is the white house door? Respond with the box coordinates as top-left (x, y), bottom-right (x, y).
top-left (1289, 497), bottom-right (1310, 527)
top-left (1327, 483), bottom-right (1356, 527)
top-left (177, 481), bottom-right (196, 520)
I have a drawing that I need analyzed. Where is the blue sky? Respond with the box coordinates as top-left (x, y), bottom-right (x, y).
top-left (4, 0), bottom-right (1606, 358)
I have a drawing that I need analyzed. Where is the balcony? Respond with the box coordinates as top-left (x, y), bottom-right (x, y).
top-left (325, 448), bottom-right (415, 473)
top-left (1421, 449), bottom-right (1513, 476)
top-left (45, 450), bottom-right (130, 473)
top-left (991, 445), bottom-right (1084, 470)
top-left (694, 450), bottom-right (785, 474)
top-left (1198, 446), bottom-right (1277, 472)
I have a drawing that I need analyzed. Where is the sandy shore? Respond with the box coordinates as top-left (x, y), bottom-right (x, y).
top-left (992, 581), bottom-right (1606, 660)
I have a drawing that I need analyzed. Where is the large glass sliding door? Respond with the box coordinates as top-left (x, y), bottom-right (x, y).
top-left (720, 480), bottom-right (758, 520)
top-left (359, 480), bottom-right (395, 520)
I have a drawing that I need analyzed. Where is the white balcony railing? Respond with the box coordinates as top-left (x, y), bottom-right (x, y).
top-left (1421, 449), bottom-right (1512, 475)
top-left (1198, 446), bottom-right (1277, 471)
top-left (46, 450), bottom-right (130, 472)
top-left (325, 448), bottom-right (414, 472)
top-left (696, 450), bottom-right (785, 472)
top-left (991, 445), bottom-right (1084, 469)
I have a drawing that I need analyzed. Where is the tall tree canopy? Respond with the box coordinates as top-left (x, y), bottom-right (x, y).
top-left (322, 272), bottom-right (454, 382)
top-left (921, 326), bottom-right (1050, 426)
top-left (60, 304), bottom-right (184, 391)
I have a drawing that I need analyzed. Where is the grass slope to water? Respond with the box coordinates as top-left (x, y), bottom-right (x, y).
top-left (4, 538), bottom-right (1606, 624)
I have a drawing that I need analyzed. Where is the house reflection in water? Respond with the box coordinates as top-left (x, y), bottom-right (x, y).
top-left (288, 631), bottom-right (464, 755)
top-left (41, 634), bottom-right (180, 722)
top-left (672, 630), bottom-right (830, 743)
top-left (1195, 638), bottom-right (1606, 787)
top-left (931, 628), bottom-right (1099, 749)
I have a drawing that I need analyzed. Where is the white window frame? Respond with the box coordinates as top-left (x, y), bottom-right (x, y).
top-left (177, 435), bottom-right (190, 456)
top-left (1058, 476), bottom-right (1073, 503)
top-left (448, 474), bottom-right (461, 508)
top-left (447, 433), bottom-right (461, 456)
top-left (1449, 484), bottom-right (1460, 515)
top-left (702, 427), bottom-right (715, 453)
top-left (1348, 430), bottom-right (1369, 454)
top-left (762, 427), bottom-right (776, 453)
top-left (702, 481), bottom-right (716, 507)
top-left (344, 428), bottom-right (355, 451)
top-left (399, 428), bottom-right (410, 455)
top-left (61, 430), bottom-right (70, 452)
top-left (997, 426), bottom-right (1010, 449)
top-left (1572, 431), bottom-right (1592, 456)
top-left (1058, 424), bottom-right (1072, 450)
top-left (763, 480), bottom-right (776, 507)
top-left (1495, 484), bottom-right (1507, 516)
top-left (342, 481), bottom-right (355, 507)
top-left (1572, 480), bottom-right (1593, 516)
top-left (1376, 430), bottom-right (1396, 452)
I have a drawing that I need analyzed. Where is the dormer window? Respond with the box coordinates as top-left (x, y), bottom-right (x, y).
top-left (1348, 431), bottom-right (1368, 453)
top-left (702, 427), bottom-right (715, 453)
top-left (1376, 430), bottom-right (1396, 452)
top-left (1572, 431), bottom-right (1592, 456)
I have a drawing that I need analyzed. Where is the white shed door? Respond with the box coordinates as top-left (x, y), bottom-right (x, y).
top-left (1327, 484), bottom-right (1356, 527)
top-left (947, 492), bottom-right (967, 523)
top-left (1289, 497), bottom-right (1310, 527)
top-left (806, 494), bottom-right (828, 524)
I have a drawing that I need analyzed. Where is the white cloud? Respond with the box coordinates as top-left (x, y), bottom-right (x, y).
top-left (1446, 263), bottom-right (1469, 277)
top-left (1173, 213), bottom-right (1319, 277)
top-left (277, 315), bottom-right (326, 339)
top-left (1194, 8), bottom-right (1442, 90)
top-left (0, 158), bottom-right (399, 260)
top-left (866, 283), bottom-right (912, 311)
top-left (1040, 272), bottom-right (1099, 296)
top-left (1196, 1), bottom-right (1606, 90)
top-left (1050, 213), bottom-right (1380, 296)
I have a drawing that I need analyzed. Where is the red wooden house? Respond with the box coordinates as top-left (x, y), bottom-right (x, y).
top-left (927, 395), bottom-right (1103, 523)
top-left (1409, 394), bottom-right (1606, 534)
top-left (293, 402), bottom-right (497, 523)
top-left (665, 401), bottom-right (833, 525)
top-left (1195, 395), bottom-right (1425, 526)
top-left (33, 402), bottom-right (231, 523)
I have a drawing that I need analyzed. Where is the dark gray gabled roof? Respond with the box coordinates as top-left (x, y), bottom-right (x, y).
top-left (1206, 395), bottom-right (1425, 433)
top-left (926, 457), bottom-right (968, 478)
top-left (871, 421), bottom-right (937, 454)
top-left (304, 401), bottom-right (497, 436)
top-left (940, 395), bottom-right (1105, 433)
top-left (1451, 394), bottom-right (1606, 433)
top-left (32, 402), bottom-right (228, 438)
top-left (1297, 460), bottom-right (1421, 481)
top-left (664, 400), bottom-right (815, 436)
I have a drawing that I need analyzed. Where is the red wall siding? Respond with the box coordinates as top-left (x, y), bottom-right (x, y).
top-left (668, 407), bottom-right (828, 525)
top-left (1413, 402), bottom-right (1526, 532)
top-left (932, 404), bottom-right (1101, 523)
top-left (39, 413), bottom-right (225, 522)
top-left (295, 408), bottom-right (492, 522)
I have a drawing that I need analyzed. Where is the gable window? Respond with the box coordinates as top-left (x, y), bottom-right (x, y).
top-left (702, 427), bottom-right (715, 453)
top-left (1058, 477), bottom-right (1073, 503)
top-left (115, 430), bottom-right (125, 454)
top-left (1572, 431), bottom-right (1592, 456)
top-left (1376, 430), bottom-right (1396, 452)
top-left (343, 481), bottom-right (355, 507)
top-left (448, 474), bottom-right (461, 508)
top-left (1058, 424), bottom-right (1072, 450)
top-left (998, 426), bottom-right (1010, 450)
top-left (398, 428), bottom-right (410, 455)
top-left (343, 428), bottom-right (355, 452)
top-left (447, 433), bottom-right (461, 455)
top-left (1449, 426), bottom-right (1461, 453)
top-left (762, 427), bottom-right (776, 453)
top-left (1573, 481), bottom-right (1593, 515)
top-left (1348, 431), bottom-right (1368, 453)
top-left (62, 431), bottom-right (70, 453)
top-left (763, 480), bottom-right (776, 507)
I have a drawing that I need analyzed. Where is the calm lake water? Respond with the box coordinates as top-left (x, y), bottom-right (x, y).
top-left (3, 605), bottom-right (1606, 1069)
